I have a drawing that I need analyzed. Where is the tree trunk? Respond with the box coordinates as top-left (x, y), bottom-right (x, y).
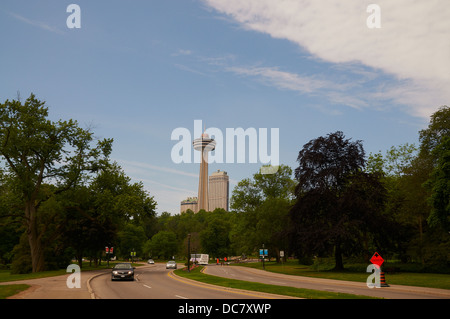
top-left (334, 241), bottom-right (344, 271)
top-left (25, 201), bottom-right (45, 273)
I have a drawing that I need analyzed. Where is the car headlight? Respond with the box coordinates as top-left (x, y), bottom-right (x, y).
top-left (113, 271), bottom-right (118, 275)
top-left (128, 271), bottom-right (133, 274)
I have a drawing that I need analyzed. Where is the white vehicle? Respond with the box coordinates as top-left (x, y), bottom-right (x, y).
top-left (190, 254), bottom-right (209, 265)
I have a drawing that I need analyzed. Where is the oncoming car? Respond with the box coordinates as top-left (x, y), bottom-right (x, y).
top-left (166, 260), bottom-right (177, 269)
top-left (111, 263), bottom-right (135, 281)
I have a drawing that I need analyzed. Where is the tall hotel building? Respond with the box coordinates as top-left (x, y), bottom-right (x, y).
top-left (180, 170), bottom-right (229, 213)
top-left (208, 170), bottom-right (229, 212)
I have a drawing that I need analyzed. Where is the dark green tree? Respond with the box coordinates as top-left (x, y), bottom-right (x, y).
top-left (426, 136), bottom-right (450, 232)
top-left (290, 131), bottom-right (389, 270)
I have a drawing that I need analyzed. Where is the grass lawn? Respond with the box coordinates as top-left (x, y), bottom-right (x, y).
top-left (174, 266), bottom-right (378, 299)
top-left (0, 284), bottom-right (30, 299)
top-left (234, 260), bottom-right (450, 290)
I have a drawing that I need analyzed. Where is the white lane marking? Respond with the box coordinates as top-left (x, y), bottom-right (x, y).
top-left (143, 284), bottom-right (152, 289)
top-left (175, 295), bottom-right (188, 299)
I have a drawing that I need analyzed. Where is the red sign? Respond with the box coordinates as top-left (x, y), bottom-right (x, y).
top-left (370, 252), bottom-right (384, 267)
top-left (105, 247), bottom-right (109, 253)
top-left (110, 247), bottom-right (113, 254)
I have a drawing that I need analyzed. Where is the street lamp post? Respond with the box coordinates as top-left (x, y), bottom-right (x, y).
top-left (187, 234), bottom-right (191, 273)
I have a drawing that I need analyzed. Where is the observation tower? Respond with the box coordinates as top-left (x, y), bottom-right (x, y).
top-left (193, 132), bottom-right (216, 212)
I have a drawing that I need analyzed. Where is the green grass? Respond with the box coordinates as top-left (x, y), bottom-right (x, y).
top-left (0, 284), bottom-right (30, 299)
top-left (174, 266), bottom-right (378, 299)
top-left (234, 260), bottom-right (450, 290)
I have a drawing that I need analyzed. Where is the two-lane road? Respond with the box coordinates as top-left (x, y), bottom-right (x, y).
top-left (89, 263), bottom-right (292, 299)
top-left (205, 264), bottom-right (450, 299)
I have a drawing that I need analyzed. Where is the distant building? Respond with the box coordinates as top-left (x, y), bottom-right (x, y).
top-left (180, 197), bottom-right (198, 214)
top-left (208, 170), bottom-right (229, 212)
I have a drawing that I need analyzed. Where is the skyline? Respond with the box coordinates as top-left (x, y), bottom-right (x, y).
top-left (0, 1), bottom-right (448, 214)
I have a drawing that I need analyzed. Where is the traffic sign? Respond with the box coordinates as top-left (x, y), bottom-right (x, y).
top-left (370, 252), bottom-right (384, 267)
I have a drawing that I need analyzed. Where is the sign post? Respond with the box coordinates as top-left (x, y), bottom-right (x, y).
top-left (260, 245), bottom-right (268, 270)
top-left (105, 247), bottom-right (110, 267)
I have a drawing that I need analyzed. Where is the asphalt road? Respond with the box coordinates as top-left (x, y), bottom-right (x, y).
top-left (204, 264), bottom-right (450, 299)
top-left (4, 262), bottom-right (449, 299)
top-left (89, 263), bottom-right (292, 299)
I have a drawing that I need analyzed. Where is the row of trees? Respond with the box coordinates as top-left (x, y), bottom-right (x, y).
top-left (0, 93), bottom-right (448, 273)
top-left (0, 94), bottom-right (157, 273)
top-left (149, 106), bottom-right (449, 271)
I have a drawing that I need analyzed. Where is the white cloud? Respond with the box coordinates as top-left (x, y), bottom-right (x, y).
top-left (227, 66), bottom-right (330, 94)
top-left (227, 65), bottom-right (367, 110)
top-left (202, 0), bottom-right (450, 118)
top-left (9, 12), bottom-right (65, 35)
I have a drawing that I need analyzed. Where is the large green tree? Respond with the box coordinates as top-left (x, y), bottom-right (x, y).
top-left (0, 94), bottom-right (112, 272)
top-left (230, 165), bottom-right (295, 259)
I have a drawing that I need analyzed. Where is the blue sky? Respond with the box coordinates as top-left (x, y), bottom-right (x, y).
top-left (1, 0), bottom-right (449, 214)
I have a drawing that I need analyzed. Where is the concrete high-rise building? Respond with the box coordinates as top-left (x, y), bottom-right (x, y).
top-left (193, 132), bottom-right (216, 212)
top-left (209, 170), bottom-right (229, 211)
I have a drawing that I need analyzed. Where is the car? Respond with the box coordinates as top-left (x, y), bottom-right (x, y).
top-left (166, 260), bottom-right (177, 269)
top-left (111, 263), bottom-right (135, 281)
top-left (147, 259), bottom-right (155, 264)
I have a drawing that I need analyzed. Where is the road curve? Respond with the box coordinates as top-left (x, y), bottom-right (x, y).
top-left (204, 264), bottom-right (450, 299)
top-left (89, 263), bottom-right (294, 299)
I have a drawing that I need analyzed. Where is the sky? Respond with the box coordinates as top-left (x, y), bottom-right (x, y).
top-left (1, 0), bottom-right (449, 215)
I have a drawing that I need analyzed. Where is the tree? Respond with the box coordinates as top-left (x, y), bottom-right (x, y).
top-left (419, 105), bottom-right (450, 161)
top-left (62, 162), bottom-right (157, 267)
top-left (426, 136), bottom-right (450, 232)
top-left (117, 223), bottom-right (147, 259)
top-left (230, 165), bottom-right (295, 258)
top-left (290, 131), bottom-right (389, 270)
top-left (200, 218), bottom-right (232, 259)
top-left (0, 94), bottom-right (112, 272)
top-left (144, 231), bottom-right (178, 260)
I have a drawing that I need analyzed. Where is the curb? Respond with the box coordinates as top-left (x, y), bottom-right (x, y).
top-left (86, 271), bottom-right (109, 299)
top-left (169, 268), bottom-right (300, 299)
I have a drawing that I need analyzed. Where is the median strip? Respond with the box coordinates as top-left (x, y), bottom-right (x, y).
top-left (173, 266), bottom-right (378, 299)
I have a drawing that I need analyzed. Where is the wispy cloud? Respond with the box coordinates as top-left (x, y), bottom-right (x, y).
top-left (9, 12), bottom-right (65, 35)
top-left (227, 65), bottom-right (367, 110)
top-left (173, 63), bottom-right (208, 76)
top-left (202, 0), bottom-right (450, 118)
top-left (117, 159), bottom-right (198, 178)
top-left (171, 49), bottom-right (193, 56)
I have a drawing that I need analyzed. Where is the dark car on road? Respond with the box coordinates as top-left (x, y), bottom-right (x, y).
top-left (111, 263), bottom-right (135, 281)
